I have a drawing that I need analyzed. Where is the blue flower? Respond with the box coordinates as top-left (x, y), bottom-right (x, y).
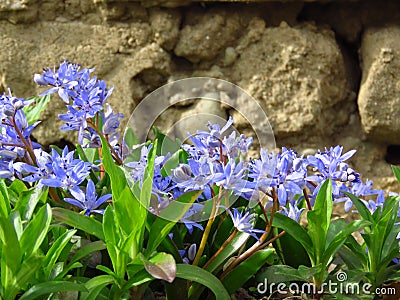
top-left (172, 157), bottom-right (215, 193)
top-left (0, 89), bottom-right (34, 119)
top-left (228, 208), bottom-right (265, 240)
top-left (64, 179), bottom-right (111, 216)
top-left (0, 159), bottom-right (15, 179)
top-left (102, 104), bottom-right (123, 146)
top-left (222, 131), bottom-right (253, 159)
top-left (13, 149), bottom-right (53, 185)
top-left (280, 202), bottom-right (305, 222)
top-left (35, 61), bottom-right (82, 103)
top-left (36, 61), bottom-right (116, 146)
top-left (214, 160), bottom-right (254, 195)
top-left (249, 148), bottom-right (305, 206)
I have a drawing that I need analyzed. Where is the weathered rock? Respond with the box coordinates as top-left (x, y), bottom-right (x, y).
top-left (232, 20), bottom-right (353, 137)
top-left (174, 10), bottom-right (242, 63)
top-left (0, 21), bottom-right (171, 145)
top-left (358, 26), bottom-right (400, 144)
top-left (149, 8), bottom-right (181, 50)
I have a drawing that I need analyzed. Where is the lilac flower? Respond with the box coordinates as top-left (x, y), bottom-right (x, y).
top-left (40, 160), bottom-right (91, 196)
top-left (228, 208), bottom-right (265, 240)
top-left (280, 202), bottom-right (305, 222)
top-left (64, 179), bottom-right (111, 216)
top-left (172, 157), bottom-right (215, 193)
top-left (196, 116), bottom-right (234, 148)
top-left (306, 146), bottom-right (359, 197)
top-left (35, 61), bottom-right (82, 103)
top-left (13, 149), bottom-right (53, 185)
top-left (0, 89), bottom-right (34, 119)
top-left (249, 148), bottom-right (305, 206)
top-left (213, 161), bottom-right (254, 195)
top-left (180, 203), bottom-right (204, 234)
top-left (222, 131), bottom-right (253, 159)
top-left (16, 147), bottom-right (92, 194)
top-left (0, 159), bottom-right (14, 179)
top-left (335, 179), bottom-right (384, 213)
top-left (0, 92), bottom-right (40, 168)
top-left (36, 61), bottom-right (116, 147)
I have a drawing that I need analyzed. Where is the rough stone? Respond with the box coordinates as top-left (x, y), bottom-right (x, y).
top-left (0, 21), bottom-right (171, 145)
top-left (232, 20), bottom-right (353, 137)
top-left (358, 26), bottom-right (400, 144)
top-left (149, 8), bottom-right (181, 50)
top-left (174, 9), bottom-right (242, 63)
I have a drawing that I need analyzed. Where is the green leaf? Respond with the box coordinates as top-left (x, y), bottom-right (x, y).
top-left (392, 165), bottom-right (400, 183)
top-left (0, 215), bottom-right (22, 294)
top-left (75, 145), bottom-right (99, 183)
top-left (15, 186), bottom-right (48, 222)
top-left (204, 232), bottom-right (250, 273)
top-left (271, 213), bottom-right (314, 259)
top-left (256, 265), bottom-right (304, 283)
top-left (52, 207), bottom-right (105, 241)
top-left (273, 227), bottom-right (311, 268)
top-left (177, 264), bottom-right (230, 300)
top-left (161, 149), bottom-right (186, 177)
top-left (142, 252), bottom-right (176, 283)
top-left (222, 249), bottom-right (274, 294)
top-left (43, 229), bottom-right (77, 279)
top-left (19, 281), bottom-right (87, 300)
top-left (124, 127), bottom-right (140, 149)
top-left (114, 186), bottom-right (138, 237)
top-left (101, 136), bottom-right (127, 200)
top-left (135, 141), bottom-right (157, 251)
top-left (145, 190), bottom-right (202, 256)
top-left (7, 179), bottom-right (28, 207)
top-left (83, 275), bottom-right (114, 300)
top-left (0, 179), bottom-right (10, 217)
top-left (22, 94), bottom-right (51, 125)
top-left (13, 256), bottom-right (43, 297)
top-left (307, 179), bottom-right (332, 264)
top-left (322, 220), bottom-right (371, 267)
top-left (68, 240), bottom-right (106, 266)
top-left (102, 206), bottom-right (121, 276)
top-left (340, 236), bottom-right (367, 268)
top-left (152, 126), bottom-right (181, 156)
top-left (20, 204), bottom-right (52, 258)
top-left (343, 192), bottom-right (374, 224)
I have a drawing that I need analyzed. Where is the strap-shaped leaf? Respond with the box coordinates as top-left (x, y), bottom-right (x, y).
top-left (177, 264), bottom-right (230, 300)
top-left (19, 281), bottom-right (87, 300)
top-left (222, 248), bottom-right (274, 294)
top-left (322, 220), bottom-right (370, 267)
top-left (272, 213), bottom-right (314, 260)
top-left (52, 207), bottom-right (104, 241)
top-left (307, 179), bottom-right (332, 264)
top-left (20, 204), bottom-right (52, 258)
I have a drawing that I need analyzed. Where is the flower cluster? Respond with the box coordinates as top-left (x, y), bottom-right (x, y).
top-left (0, 61), bottom-right (120, 215)
top-left (0, 90), bottom-right (40, 178)
top-left (35, 61), bottom-right (123, 148)
top-left (126, 118), bottom-right (397, 238)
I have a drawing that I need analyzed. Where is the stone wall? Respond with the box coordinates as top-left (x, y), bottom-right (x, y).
top-left (0, 0), bottom-right (399, 191)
